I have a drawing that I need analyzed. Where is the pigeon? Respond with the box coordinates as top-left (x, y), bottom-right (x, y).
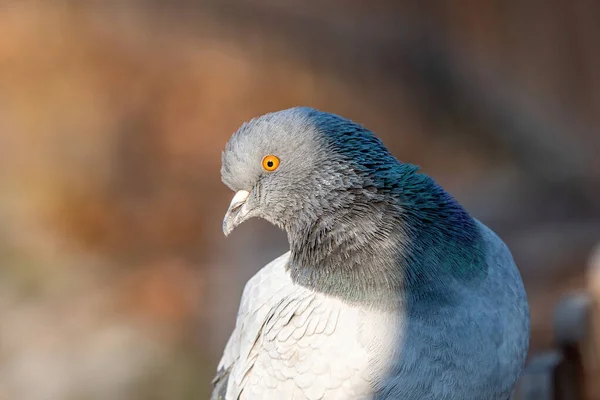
top-left (213, 107), bottom-right (529, 399)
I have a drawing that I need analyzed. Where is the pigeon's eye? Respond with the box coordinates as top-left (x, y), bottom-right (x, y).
top-left (262, 155), bottom-right (280, 172)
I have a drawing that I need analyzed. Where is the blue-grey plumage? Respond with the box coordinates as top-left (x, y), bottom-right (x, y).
top-left (215, 107), bottom-right (530, 399)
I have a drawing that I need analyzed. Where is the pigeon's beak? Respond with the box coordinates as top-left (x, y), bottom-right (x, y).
top-left (223, 190), bottom-right (251, 236)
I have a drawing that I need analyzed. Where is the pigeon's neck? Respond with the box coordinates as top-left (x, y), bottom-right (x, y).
top-left (286, 165), bottom-right (486, 308)
top-left (287, 202), bottom-right (407, 307)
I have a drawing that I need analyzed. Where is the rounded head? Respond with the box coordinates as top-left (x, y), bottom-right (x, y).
top-left (220, 107), bottom-right (483, 305)
top-left (221, 107), bottom-right (397, 235)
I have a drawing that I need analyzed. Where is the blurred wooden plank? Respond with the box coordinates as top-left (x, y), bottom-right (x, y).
top-left (515, 352), bottom-right (562, 400)
top-left (515, 292), bottom-right (590, 400)
top-left (585, 244), bottom-right (600, 399)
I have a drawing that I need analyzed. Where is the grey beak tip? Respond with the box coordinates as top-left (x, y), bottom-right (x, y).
top-left (222, 190), bottom-right (250, 238)
top-left (222, 221), bottom-right (231, 237)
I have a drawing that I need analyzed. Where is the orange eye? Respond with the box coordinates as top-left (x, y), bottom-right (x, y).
top-left (262, 155), bottom-right (280, 171)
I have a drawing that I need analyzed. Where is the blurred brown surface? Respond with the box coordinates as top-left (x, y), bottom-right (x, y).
top-left (0, 1), bottom-right (598, 398)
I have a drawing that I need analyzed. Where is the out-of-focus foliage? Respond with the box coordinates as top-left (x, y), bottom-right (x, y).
top-left (0, 1), bottom-right (598, 399)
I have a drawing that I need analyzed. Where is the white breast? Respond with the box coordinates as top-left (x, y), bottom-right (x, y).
top-left (218, 252), bottom-right (401, 400)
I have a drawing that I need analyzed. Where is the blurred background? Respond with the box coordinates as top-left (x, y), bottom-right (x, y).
top-left (0, 1), bottom-right (599, 399)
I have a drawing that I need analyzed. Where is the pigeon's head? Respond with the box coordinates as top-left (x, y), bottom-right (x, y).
top-left (221, 107), bottom-right (484, 303)
top-left (221, 107), bottom-right (397, 237)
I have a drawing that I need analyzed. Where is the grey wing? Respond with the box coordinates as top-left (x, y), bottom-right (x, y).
top-left (210, 365), bottom-right (231, 400)
top-left (211, 292), bottom-right (243, 399)
top-left (378, 222), bottom-right (529, 399)
top-left (211, 323), bottom-right (241, 400)
top-left (211, 252), bottom-right (297, 399)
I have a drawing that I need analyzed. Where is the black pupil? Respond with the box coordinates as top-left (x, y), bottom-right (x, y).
top-left (267, 160), bottom-right (273, 168)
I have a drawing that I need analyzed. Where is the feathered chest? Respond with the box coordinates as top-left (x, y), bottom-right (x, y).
top-left (223, 255), bottom-right (400, 400)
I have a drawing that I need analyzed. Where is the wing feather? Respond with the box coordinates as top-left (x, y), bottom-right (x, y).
top-left (212, 251), bottom-right (377, 399)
